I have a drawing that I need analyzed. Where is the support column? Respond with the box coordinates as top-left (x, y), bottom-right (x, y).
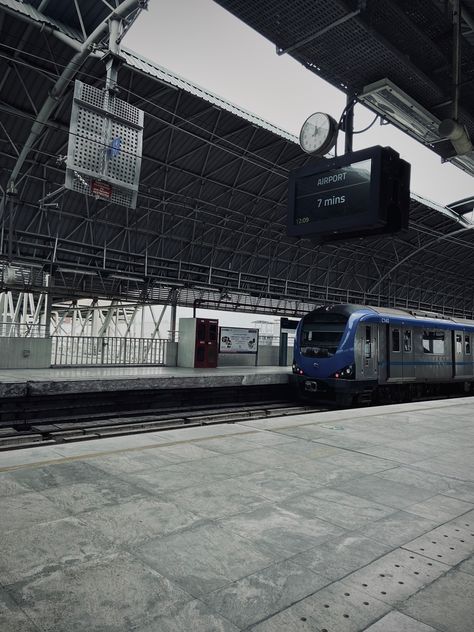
top-left (344, 94), bottom-right (354, 155)
top-left (140, 303), bottom-right (146, 338)
top-left (6, 181), bottom-right (17, 265)
top-left (169, 290), bottom-right (178, 342)
top-left (43, 273), bottom-right (53, 337)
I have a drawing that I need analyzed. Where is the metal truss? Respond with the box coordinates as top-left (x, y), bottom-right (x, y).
top-left (0, 288), bottom-right (48, 336)
top-left (51, 298), bottom-right (169, 339)
top-left (0, 1), bottom-right (473, 324)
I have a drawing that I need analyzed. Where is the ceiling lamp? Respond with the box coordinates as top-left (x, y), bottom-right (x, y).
top-left (358, 78), bottom-right (442, 144)
top-left (358, 78), bottom-right (474, 177)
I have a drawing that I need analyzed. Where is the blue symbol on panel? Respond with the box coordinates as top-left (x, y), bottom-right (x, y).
top-left (108, 137), bottom-right (122, 157)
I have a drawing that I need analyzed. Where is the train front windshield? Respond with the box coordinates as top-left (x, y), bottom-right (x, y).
top-left (300, 314), bottom-right (347, 357)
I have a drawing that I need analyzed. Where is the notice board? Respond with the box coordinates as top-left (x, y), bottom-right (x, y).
top-left (219, 327), bottom-right (259, 354)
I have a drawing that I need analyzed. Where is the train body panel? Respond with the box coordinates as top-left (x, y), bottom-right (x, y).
top-left (292, 304), bottom-right (474, 403)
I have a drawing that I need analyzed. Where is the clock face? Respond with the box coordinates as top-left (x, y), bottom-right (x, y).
top-left (299, 112), bottom-right (337, 155)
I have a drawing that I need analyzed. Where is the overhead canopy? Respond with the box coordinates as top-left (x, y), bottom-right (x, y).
top-left (213, 0), bottom-right (474, 173)
top-left (0, 0), bottom-right (473, 318)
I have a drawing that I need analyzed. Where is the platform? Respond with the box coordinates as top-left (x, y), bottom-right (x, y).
top-left (1, 397), bottom-right (473, 631)
top-left (0, 365), bottom-right (291, 398)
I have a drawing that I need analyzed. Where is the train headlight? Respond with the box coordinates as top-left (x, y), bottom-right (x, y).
top-left (292, 362), bottom-right (304, 375)
top-left (331, 364), bottom-right (355, 379)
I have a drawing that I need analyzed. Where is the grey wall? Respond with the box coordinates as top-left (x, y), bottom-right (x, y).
top-left (165, 341), bottom-right (178, 367)
top-left (218, 345), bottom-right (294, 367)
top-left (0, 338), bottom-right (52, 369)
top-left (177, 318), bottom-right (197, 367)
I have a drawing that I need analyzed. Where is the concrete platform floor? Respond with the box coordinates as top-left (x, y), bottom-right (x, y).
top-left (0, 365), bottom-right (290, 397)
top-left (0, 397), bottom-right (473, 631)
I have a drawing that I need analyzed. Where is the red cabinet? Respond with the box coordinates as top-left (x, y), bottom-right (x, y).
top-left (177, 318), bottom-right (219, 368)
top-left (194, 319), bottom-right (218, 368)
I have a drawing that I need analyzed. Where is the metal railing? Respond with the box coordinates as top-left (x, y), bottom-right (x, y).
top-left (51, 336), bottom-right (168, 367)
top-left (0, 322), bottom-right (48, 337)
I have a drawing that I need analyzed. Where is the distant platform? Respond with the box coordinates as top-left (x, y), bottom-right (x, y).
top-left (0, 397), bottom-right (473, 631)
top-left (0, 366), bottom-right (291, 398)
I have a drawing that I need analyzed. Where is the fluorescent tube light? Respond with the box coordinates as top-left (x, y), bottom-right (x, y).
top-left (359, 78), bottom-right (442, 144)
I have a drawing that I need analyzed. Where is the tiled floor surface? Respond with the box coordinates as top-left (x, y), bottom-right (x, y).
top-left (1, 397), bottom-right (473, 631)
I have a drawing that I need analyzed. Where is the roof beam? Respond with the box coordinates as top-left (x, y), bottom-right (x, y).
top-left (5, 0), bottom-right (142, 194)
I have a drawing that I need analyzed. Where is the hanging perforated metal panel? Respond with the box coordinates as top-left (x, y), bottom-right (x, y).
top-left (65, 80), bottom-right (144, 209)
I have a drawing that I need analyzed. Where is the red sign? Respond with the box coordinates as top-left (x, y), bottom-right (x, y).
top-left (91, 180), bottom-right (112, 199)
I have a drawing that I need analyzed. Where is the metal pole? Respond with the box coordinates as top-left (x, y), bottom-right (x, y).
top-left (170, 290), bottom-right (178, 342)
top-left (344, 94), bottom-right (354, 154)
top-left (279, 332), bottom-right (288, 366)
top-left (43, 272), bottom-right (53, 338)
top-left (140, 303), bottom-right (145, 338)
top-left (6, 181), bottom-right (17, 263)
top-left (452, 0), bottom-right (461, 121)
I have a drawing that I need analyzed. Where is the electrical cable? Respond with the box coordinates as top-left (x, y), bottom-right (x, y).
top-left (353, 113), bottom-right (379, 134)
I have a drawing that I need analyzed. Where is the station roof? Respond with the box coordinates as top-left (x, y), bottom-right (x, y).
top-left (213, 0), bottom-right (474, 175)
top-left (0, 0), bottom-right (473, 319)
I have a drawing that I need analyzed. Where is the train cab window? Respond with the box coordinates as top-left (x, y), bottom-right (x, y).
top-left (466, 335), bottom-right (471, 355)
top-left (364, 326), bottom-right (371, 358)
top-left (300, 313), bottom-right (347, 358)
top-left (456, 334), bottom-right (462, 354)
top-left (392, 329), bottom-right (400, 352)
top-left (403, 330), bottom-right (412, 352)
top-left (423, 331), bottom-right (445, 354)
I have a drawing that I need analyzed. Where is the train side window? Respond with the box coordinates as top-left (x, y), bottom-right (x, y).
top-left (392, 329), bottom-right (400, 352)
top-left (456, 334), bottom-right (462, 354)
top-left (404, 330), bottom-right (412, 352)
top-left (423, 331), bottom-right (445, 354)
top-left (466, 335), bottom-right (471, 355)
top-left (364, 326), bottom-right (371, 358)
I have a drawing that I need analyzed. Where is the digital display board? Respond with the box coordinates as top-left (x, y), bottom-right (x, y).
top-left (294, 158), bottom-right (372, 225)
top-left (287, 146), bottom-right (410, 241)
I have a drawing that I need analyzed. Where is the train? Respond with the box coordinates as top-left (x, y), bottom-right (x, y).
top-left (291, 304), bottom-right (474, 406)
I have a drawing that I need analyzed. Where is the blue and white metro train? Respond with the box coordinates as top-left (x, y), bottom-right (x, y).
top-left (292, 304), bottom-right (474, 406)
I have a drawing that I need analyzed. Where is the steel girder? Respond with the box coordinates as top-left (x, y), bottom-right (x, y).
top-left (0, 1), bottom-right (473, 320)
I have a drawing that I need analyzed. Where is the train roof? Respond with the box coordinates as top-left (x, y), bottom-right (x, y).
top-left (305, 304), bottom-right (474, 328)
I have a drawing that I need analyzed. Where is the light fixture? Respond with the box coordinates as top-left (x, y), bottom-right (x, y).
top-left (358, 78), bottom-right (442, 144)
top-left (358, 78), bottom-right (474, 177)
top-left (109, 274), bottom-right (144, 282)
top-left (447, 151), bottom-right (474, 176)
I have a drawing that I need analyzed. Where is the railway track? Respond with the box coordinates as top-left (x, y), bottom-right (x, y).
top-left (0, 401), bottom-right (325, 451)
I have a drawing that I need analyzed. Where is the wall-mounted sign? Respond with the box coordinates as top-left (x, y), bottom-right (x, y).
top-left (91, 180), bottom-right (112, 200)
top-left (280, 317), bottom-right (300, 332)
top-left (219, 327), bottom-right (259, 354)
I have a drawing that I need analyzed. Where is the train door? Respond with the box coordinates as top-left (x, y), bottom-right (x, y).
top-left (402, 328), bottom-right (415, 380)
top-left (465, 333), bottom-right (473, 378)
top-left (453, 330), bottom-right (464, 377)
top-left (388, 326), bottom-right (402, 379)
top-left (362, 324), bottom-right (378, 379)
